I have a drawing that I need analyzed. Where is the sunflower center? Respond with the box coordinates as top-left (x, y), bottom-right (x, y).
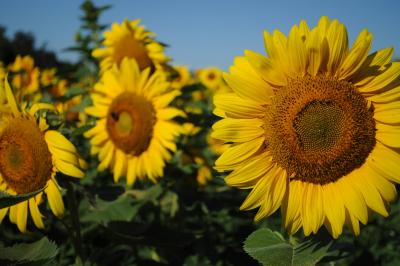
top-left (208, 72), bottom-right (216, 80)
top-left (0, 117), bottom-right (53, 194)
top-left (106, 92), bottom-right (156, 155)
top-left (293, 100), bottom-right (345, 152)
top-left (115, 35), bottom-right (153, 70)
top-left (265, 75), bottom-right (376, 185)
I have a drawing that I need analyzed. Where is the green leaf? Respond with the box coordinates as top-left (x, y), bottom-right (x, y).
top-left (64, 87), bottom-right (87, 98)
top-left (243, 228), bottom-right (332, 266)
top-left (0, 237), bottom-right (58, 265)
top-left (160, 191), bottom-right (179, 217)
top-left (0, 189), bottom-right (43, 209)
top-left (80, 194), bottom-right (141, 224)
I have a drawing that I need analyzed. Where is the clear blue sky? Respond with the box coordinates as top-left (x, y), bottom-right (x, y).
top-left (1, 0), bottom-right (399, 71)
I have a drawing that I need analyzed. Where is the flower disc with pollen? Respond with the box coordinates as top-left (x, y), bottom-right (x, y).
top-left (0, 117), bottom-right (52, 194)
top-left (265, 76), bottom-right (376, 184)
top-left (106, 92), bottom-right (156, 155)
top-left (213, 16), bottom-right (400, 238)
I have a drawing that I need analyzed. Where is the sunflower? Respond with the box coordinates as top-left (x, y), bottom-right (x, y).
top-left (8, 55), bottom-right (40, 94)
top-left (85, 58), bottom-right (183, 185)
top-left (40, 68), bottom-right (57, 87)
top-left (0, 78), bottom-right (85, 233)
top-left (213, 16), bottom-right (400, 238)
top-left (196, 67), bottom-right (223, 91)
top-left (171, 65), bottom-right (192, 90)
top-left (93, 19), bottom-right (169, 74)
top-left (194, 157), bottom-right (212, 186)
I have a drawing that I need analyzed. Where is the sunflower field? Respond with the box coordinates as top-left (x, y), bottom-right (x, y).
top-left (1, 1), bottom-right (400, 265)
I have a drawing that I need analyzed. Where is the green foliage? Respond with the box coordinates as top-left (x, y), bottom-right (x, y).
top-left (244, 228), bottom-right (333, 266)
top-left (65, 0), bottom-right (110, 64)
top-left (0, 237), bottom-right (58, 265)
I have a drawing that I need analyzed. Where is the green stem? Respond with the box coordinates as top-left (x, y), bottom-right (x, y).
top-left (65, 180), bottom-right (84, 264)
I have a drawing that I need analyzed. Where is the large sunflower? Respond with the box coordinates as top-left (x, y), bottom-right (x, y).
top-left (213, 16), bottom-right (400, 238)
top-left (93, 19), bottom-right (169, 74)
top-left (0, 78), bottom-right (85, 233)
top-left (85, 58), bottom-right (183, 185)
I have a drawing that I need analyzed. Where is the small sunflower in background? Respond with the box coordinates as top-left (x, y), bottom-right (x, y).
top-left (171, 65), bottom-right (192, 90)
top-left (0, 78), bottom-right (86, 233)
top-left (8, 55), bottom-right (40, 95)
top-left (93, 19), bottom-right (170, 74)
top-left (194, 157), bottom-right (212, 186)
top-left (196, 67), bottom-right (222, 91)
top-left (213, 16), bottom-right (400, 238)
top-left (85, 58), bottom-right (184, 185)
top-left (40, 68), bottom-right (57, 87)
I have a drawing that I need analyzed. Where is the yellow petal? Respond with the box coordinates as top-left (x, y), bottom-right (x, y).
top-left (323, 183), bottom-right (345, 238)
top-left (337, 177), bottom-right (368, 224)
top-left (368, 142), bottom-right (400, 183)
top-left (281, 180), bottom-right (301, 230)
top-left (46, 180), bottom-right (65, 218)
top-left (255, 170), bottom-right (287, 221)
top-left (326, 20), bottom-right (348, 75)
top-left (157, 108), bottom-right (186, 120)
top-left (0, 207), bottom-right (8, 223)
top-left (84, 119), bottom-right (106, 138)
top-left (212, 118), bottom-right (264, 143)
top-left (374, 101), bottom-right (400, 124)
top-left (29, 198), bottom-right (44, 229)
top-left (113, 149), bottom-right (127, 183)
top-left (90, 130), bottom-right (109, 146)
top-left (358, 62), bottom-right (400, 93)
top-left (244, 50), bottom-right (287, 87)
top-left (85, 105), bottom-right (108, 118)
top-left (376, 123), bottom-right (400, 147)
top-left (306, 27), bottom-right (324, 76)
top-left (153, 90), bottom-right (181, 108)
top-left (350, 166), bottom-right (389, 217)
top-left (16, 201), bottom-right (28, 233)
top-left (9, 205), bottom-right (18, 224)
top-left (98, 144), bottom-right (115, 172)
top-left (126, 157), bottom-right (138, 186)
top-left (45, 130), bottom-right (77, 153)
top-left (240, 172), bottom-right (273, 211)
top-left (287, 24), bottom-right (307, 76)
top-left (215, 137), bottom-right (265, 171)
top-left (48, 145), bottom-right (79, 166)
top-left (4, 76), bottom-right (20, 116)
top-left (213, 93), bottom-right (266, 119)
top-left (225, 152), bottom-right (273, 188)
top-left (345, 209), bottom-right (360, 236)
top-left (350, 47), bottom-right (393, 85)
top-left (29, 103), bottom-right (56, 117)
top-left (54, 158), bottom-right (84, 178)
top-left (339, 29), bottom-right (372, 80)
top-left (302, 183), bottom-right (324, 235)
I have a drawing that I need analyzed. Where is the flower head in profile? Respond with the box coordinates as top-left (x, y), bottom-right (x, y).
top-left (93, 19), bottom-right (170, 74)
top-left (85, 58), bottom-right (184, 185)
top-left (213, 16), bottom-right (400, 238)
top-left (0, 78), bottom-right (85, 232)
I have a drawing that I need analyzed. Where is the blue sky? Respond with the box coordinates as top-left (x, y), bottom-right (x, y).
top-left (1, 0), bottom-right (399, 71)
